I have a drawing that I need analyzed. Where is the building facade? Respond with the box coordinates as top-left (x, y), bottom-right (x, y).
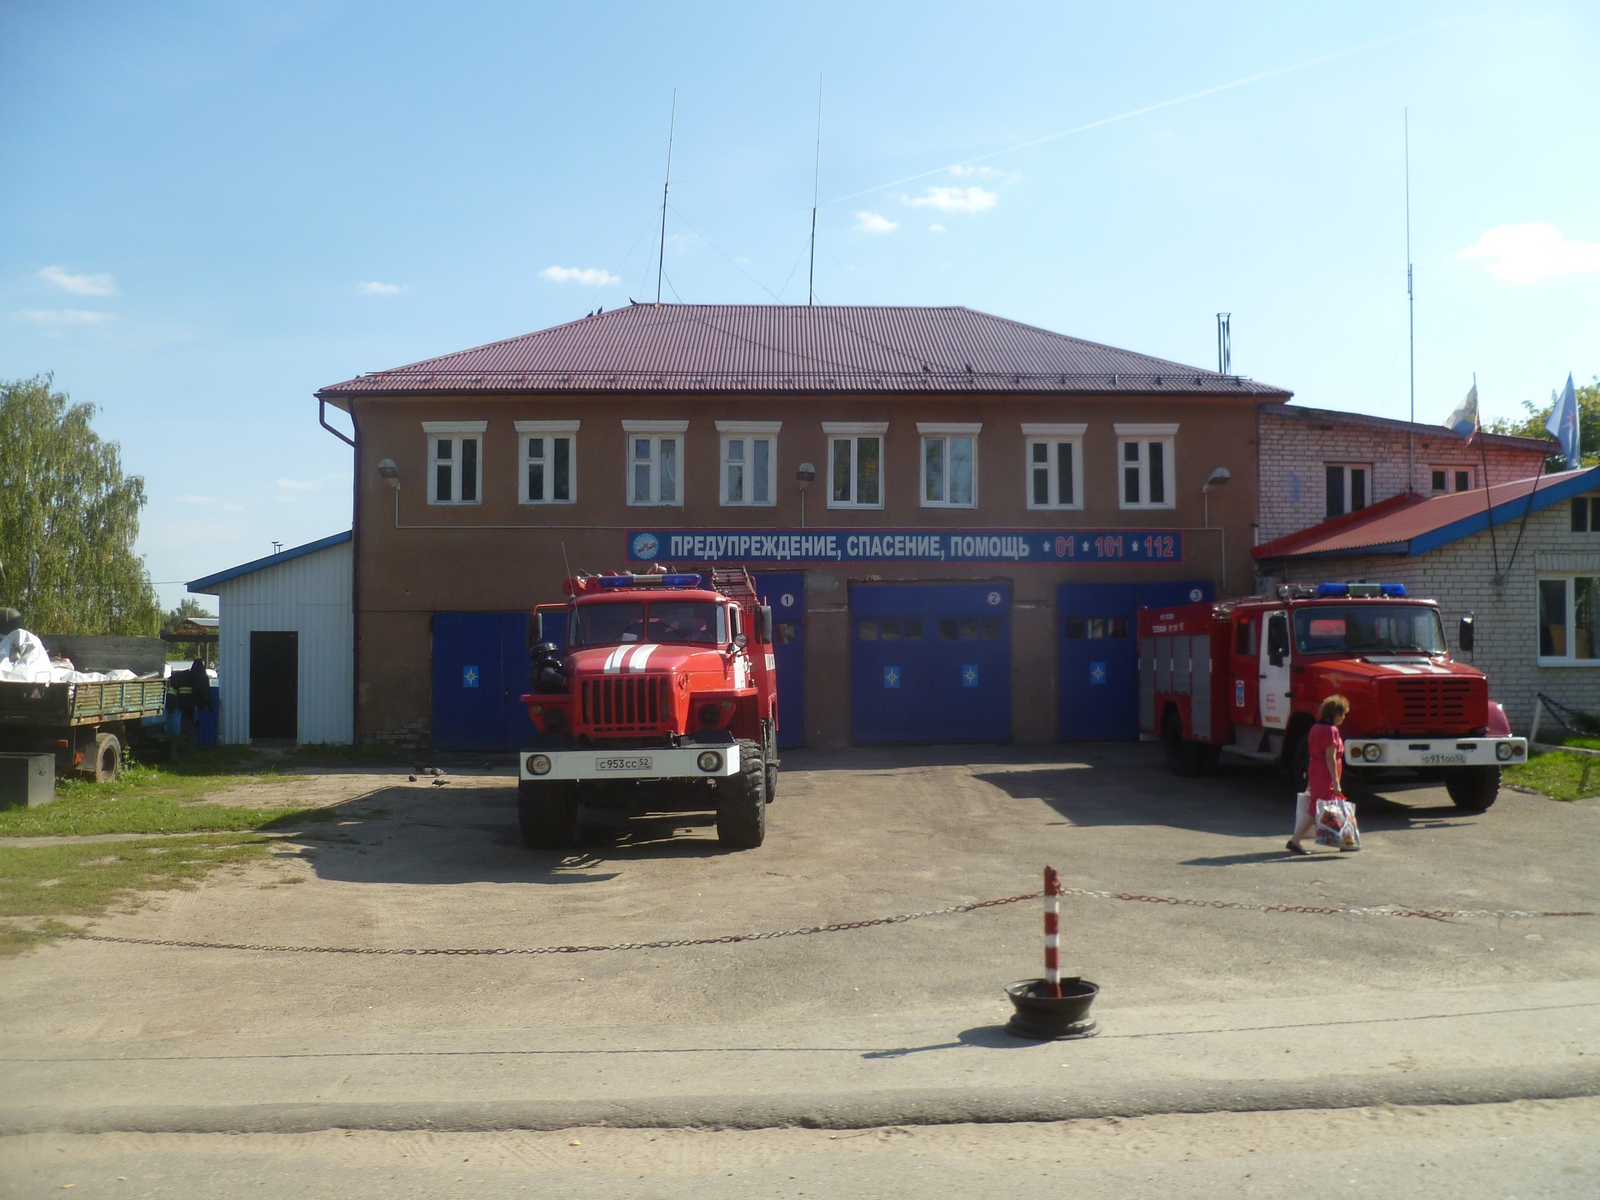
top-left (317, 304), bottom-right (1290, 749)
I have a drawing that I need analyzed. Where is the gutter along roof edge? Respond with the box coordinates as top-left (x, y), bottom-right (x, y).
top-left (188, 531), bottom-right (353, 593)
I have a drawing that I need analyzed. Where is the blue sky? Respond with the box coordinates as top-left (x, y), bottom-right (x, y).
top-left (2, 1), bottom-right (1596, 612)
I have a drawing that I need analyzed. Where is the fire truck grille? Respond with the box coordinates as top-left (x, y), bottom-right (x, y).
top-left (581, 674), bottom-right (672, 732)
top-left (1390, 677), bottom-right (1475, 734)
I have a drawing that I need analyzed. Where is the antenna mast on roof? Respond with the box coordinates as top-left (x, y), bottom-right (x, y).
top-left (808, 74), bottom-right (823, 306)
top-left (1216, 313), bottom-right (1231, 375)
top-left (656, 89), bottom-right (677, 306)
top-left (1405, 108), bottom-right (1415, 496)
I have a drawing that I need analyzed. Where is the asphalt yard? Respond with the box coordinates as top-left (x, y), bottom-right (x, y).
top-left (1, 745), bottom-right (1596, 1192)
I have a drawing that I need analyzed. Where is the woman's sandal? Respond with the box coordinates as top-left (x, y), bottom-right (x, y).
top-left (1286, 840), bottom-right (1308, 856)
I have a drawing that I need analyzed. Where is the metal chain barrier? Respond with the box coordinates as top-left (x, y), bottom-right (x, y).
top-left (56, 886), bottom-right (1592, 956)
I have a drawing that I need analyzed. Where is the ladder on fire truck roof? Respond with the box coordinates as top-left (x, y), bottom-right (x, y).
top-left (706, 565), bottom-right (759, 604)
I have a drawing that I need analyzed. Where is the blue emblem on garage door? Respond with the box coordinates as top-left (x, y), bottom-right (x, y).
top-left (462, 665), bottom-right (479, 688)
top-left (962, 665), bottom-right (979, 687)
top-left (1090, 661), bottom-right (1106, 685)
top-left (883, 666), bottom-right (900, 688)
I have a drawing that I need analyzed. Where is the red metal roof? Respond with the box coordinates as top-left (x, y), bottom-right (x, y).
top-left (318, 304), bottom-right (1291, 403)
top-left (1254, 467), bottom-right (1599, 561)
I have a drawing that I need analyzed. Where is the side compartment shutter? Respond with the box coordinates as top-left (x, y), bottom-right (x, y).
top-left (1173, 635), bottom-right (1191, 696)
top-left (1154, 635), bottom-right (1172, 694)
top-left (1138, 633), bottom-right (1156, 731)
top-left (1190, 634), bottom-right (1211, 740)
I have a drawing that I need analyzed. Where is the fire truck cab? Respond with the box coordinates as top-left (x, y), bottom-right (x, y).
top-left (516, 566), bottom-right (778, 850)
top-left (1138, 583), bottom-right (1527, 811)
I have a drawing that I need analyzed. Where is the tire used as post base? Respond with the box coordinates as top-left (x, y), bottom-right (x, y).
top-left (1003, 978), bottom-right (1100, 1041)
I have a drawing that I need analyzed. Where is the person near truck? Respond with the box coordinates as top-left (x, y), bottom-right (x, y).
top-left (1288, 693), bottom-right (1349, 855)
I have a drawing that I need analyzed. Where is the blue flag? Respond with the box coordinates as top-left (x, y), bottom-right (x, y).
top-left (1547, 373), bottom-right (1580, 465)
top-left (1444, 382), bottom-right (1478, 437)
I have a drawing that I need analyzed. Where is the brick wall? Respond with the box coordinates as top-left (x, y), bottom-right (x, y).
top-left (1267, 496), bottom-right (1600, 734)
top-left (1257, 407), bottom-right (1547, 543)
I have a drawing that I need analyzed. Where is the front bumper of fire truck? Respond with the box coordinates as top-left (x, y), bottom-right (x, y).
top-left (518, 744), bottom-right (742, 782)
top-left (1342, 737), bottom-right (1527, 769)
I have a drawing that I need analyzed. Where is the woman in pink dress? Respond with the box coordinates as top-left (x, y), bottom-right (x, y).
top-left (1288, 694), bottom-right (1350, 855)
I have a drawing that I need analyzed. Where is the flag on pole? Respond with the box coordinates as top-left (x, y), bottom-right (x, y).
top-left (1445, 381), bottom-right (1479, 437)
top-left (1547, 373), bottom-right (1580, 465)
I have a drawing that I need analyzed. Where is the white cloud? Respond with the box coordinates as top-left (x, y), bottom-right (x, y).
top-left (14, 308), bottom-right (114, 325)
top-left (928, 223), bottom-right (946, 233)
top-left (276, 478), bottom-right (322, 492)
top-left (1458, 222), bottom-right (1600, 283)
top-left (539, 265), bottom-right (621, 286)
top-left (853, 211), bottom-right (898, 234)
top-left (734, 256), bottom-right (751, 265)
top-left (948, 165), bottom-right (1002, 179)
top-left (357, 281), bottom-right (405, 296)
top-left (38, 265), bottom-right (115, 296)
top-left (902, 186), bottom-right (998, 214)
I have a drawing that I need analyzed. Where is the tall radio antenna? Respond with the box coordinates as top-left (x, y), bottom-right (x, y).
top-left (655, 89), bottom-right (677, 306)
top-left (1405, 108), bottom-right (1415, 495)
top-left (808, 74), bottom-right (823, 306)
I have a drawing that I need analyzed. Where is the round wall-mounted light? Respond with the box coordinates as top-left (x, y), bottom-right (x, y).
top-left (378, 459), bottom-right (402, 489)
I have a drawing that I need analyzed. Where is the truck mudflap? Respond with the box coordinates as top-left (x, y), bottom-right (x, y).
top-left (518, 744), bottom-right (742, 782)
top-left (1342, 737), bottom-right (1527, 768)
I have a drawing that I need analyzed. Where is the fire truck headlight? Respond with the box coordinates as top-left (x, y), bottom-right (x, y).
top-left (1496, 742), bottom-right (1513, 761)
top-left (697, 751), bottom-right (723, 773)
top-left (1362, 743), bottom-right (1382, 763)
top-left (527, 754), bottom-right (552, 776)
top-left (698, 703), bottom-right (721, 726)
top-left (543, 708), bottom-right (564, 731)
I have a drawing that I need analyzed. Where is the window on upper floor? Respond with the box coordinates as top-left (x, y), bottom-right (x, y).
top-left (824, 422), bottom-right (886, 509)
top-left (1572, 496), bottom-right (1600, 532)
top-left (1114, 423), bottom-right (1176, 510)
top-left (1022, 423), bottom-right (1085, 510)
top-left (918, 423), bottom-right (979, 508)
top-left (623, 420), bottom-right (687, 507)
top-left (423, 421), bottom-right (486, 505)
top-left (1431, 466), bottom-right (1475, 495)
top-left (1539, 575), bottom-right (1600, 664)
top-left (1326, 463), bottom-right (1370, 518)
top-left (515, 421), bottom-right (577, 504)
top-left (717, 421), bottom-right (779, 507)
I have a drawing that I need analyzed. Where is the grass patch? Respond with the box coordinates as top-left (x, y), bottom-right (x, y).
top-left (1530, 733), bottom-right (1600, 752)
top-left (1503, 751), bottom-right (1600, 801)
top-left (0, 836), bottom-right (281, 954)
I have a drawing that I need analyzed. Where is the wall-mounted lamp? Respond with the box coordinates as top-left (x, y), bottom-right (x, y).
top-left (1202, 466), bottom-right (1231, 594)
top-left (797, 462), bottom-right (816, 528)
top-left (378, 459), bottom-right (402, 490)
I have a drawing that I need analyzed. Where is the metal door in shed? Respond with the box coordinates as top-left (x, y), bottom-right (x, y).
top-left (431, 612), bottom-right (539, 751)
top-left (1058, 581), bottom-right (1213, 741)
top-left (851, 583), bottom-right (1011, 744)
top-left (754, 572), bottom-right (805, 748)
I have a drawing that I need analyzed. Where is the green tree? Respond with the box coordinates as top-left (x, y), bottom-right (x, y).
top-left (161, 597), bottom-right (214, 663)
top-left (0, 376), bottom-right (161, 635)
top-left (1484, 376), bottom-right (1600, 467)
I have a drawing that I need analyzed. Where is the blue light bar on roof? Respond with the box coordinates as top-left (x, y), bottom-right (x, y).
top-left (1315, 583), bottom-right (1349, 597)
top-left (596, 573), bottom-right (704, 589)
top-left (1381, 583), bottom-right (1407, 597)
top-left (1315, 582), bottom-right (1407, 598)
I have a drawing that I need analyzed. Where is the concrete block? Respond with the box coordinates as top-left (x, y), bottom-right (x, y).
top-left (0, 753), bottom-right (55, 808)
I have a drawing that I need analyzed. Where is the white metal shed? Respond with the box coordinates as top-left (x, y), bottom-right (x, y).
top-left (189, 531), bottom-right (353, 745)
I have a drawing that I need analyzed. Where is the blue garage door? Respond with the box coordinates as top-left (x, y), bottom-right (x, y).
top-left (851, 583), bottom-right (1011, 744)
top-left (754, 572), bottom-right (805, 748)
top-left (432, 612), bottom-right (539, 751)
top-left (1057, 581), bottom-right (1213, 741)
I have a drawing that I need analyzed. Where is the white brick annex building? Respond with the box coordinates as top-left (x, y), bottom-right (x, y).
top-left (1254, 468), bottom-right (1600, 734)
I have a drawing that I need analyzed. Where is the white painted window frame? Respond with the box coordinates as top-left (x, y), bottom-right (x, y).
top-left (514, 420), bottom-right (579, 505)
top-left (622, 419), bottom-right (687, 507)
top-left (917, 421), bottom-right (981, 509)
top-left (1114, 422), bottom-right (1177, 511)
top-left (1325, 462), bottom-right (1372, 516)
top-left (823, 421), bottom-right (888, 510)
top-left (716, 420), bottom-right (780, 507)
top-left (423, 420), bottom-right (487, 506)
top-left (1429, 464), bottom-right (1477, 494)
top-left (1022, 422), bottom-right (1086, 511)
top-left (1536, 573), bottom-right (1600, 667)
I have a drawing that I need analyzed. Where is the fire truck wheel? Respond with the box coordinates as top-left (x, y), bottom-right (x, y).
top-left (518, 781), bottom-right (579, 849)
top-left (1161, 711), bottom-right (1202, 777)
top-left (716, 742), bottom-right (767, 849)
top-left (1443, 765), bottom-right (1500, 813)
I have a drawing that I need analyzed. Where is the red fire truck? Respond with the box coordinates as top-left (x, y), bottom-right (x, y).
top-left (1137, 582), bottom-right (1526, 811)
top-left (516, 566), bottom-right (778, 850)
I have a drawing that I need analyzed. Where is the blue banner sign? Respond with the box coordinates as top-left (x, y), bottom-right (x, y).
top-left (627, 529), bottom-right (1184, 565)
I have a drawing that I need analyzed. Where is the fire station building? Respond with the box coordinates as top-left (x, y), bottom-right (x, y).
top-left (317, 304), bottom-right (1288, 749)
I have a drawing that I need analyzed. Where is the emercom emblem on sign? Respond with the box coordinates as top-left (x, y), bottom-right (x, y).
top-left (462, 665), bottom-right (479, 688)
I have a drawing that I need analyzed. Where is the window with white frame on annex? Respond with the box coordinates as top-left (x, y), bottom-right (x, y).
top-left (622, 420), bottom-right (687, 506)
top-left (824, 422), bottom-right (886, 509)
top-left (423, 421), bottom-right (486, 505)
top-left (514, 420), bottom-right (578, 504)
top-left (1538, 575), bottom-right (1600, 664)
top-left (1022, 423), bottom-right (1086, 510)
top-left (1430, 466), bottom-right (1475, 495)
top-left (918, 423), bottom-right (980, 508)
top-left (1325, 463), bottom-right (1371, 518)
top-left (1113, 423), bottom-right (1176, 510)
top-left (716, 421), bottom-right (779, 506)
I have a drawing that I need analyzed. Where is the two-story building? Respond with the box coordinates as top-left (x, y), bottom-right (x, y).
top-left (317, 303), bottom-right (1290, 749)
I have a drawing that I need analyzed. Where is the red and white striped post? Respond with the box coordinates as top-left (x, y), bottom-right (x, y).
top-left (1043, 865), bottom-right (1061, 998)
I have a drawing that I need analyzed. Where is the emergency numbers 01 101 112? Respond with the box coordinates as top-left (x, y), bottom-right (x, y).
top-left (1054, 533), bottom-right (1180, 560)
